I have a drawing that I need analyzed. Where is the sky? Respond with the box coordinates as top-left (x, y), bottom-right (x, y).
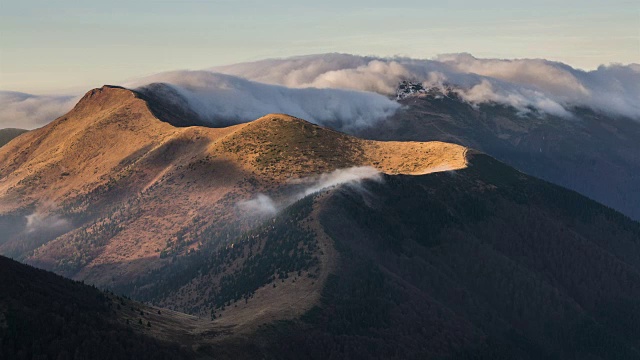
top-left (1, 0), bottom-right (639, 94)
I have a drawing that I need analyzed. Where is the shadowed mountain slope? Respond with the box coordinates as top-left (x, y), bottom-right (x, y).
top-left (0, 129), bottom-right (27, 148)
top-left (5, 153), bottom-right (638, 359)
top-left (0, 255), bottom-right (196, 360)
top-left (358, 95), bottom-right (640, 221)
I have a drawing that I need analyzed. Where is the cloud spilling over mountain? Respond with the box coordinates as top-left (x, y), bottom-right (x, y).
top-left (212, 53), bottom-right (640, 119)
top-left (0, 91), bottom-right (78, 129)
top-left (128, 71), bottom-right (401, 130)
top-left (4, 53), bottom-right (638, 130)
top-left (239, 166), bottom-right (382, 217)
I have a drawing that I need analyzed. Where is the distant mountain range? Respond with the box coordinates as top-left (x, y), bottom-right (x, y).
top-left (2, 85), bottom-right (640, 359)
top-left (358, 88), bottom-right (640, 221)
top-left (0, 128), bottom-right (27, 148)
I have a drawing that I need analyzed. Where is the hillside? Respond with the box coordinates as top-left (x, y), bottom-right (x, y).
top-left (357, 94), bottom-right (640, 220)
top-left (0, 85), bottom-right (466, 288)
top-left (0, 255), bottom-right (196, 359)
top-left (0, 128), bottom-right (27, 148)
top-left (2, 85), bottom-right (640, 358)
top-left (4, 152), bottom-right (640, 359)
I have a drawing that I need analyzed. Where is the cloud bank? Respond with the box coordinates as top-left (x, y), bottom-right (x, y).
top-left (129, 71), bottom-right (401, 131)
top-left (0, 91), bottom-right (78, 129)
top-left (212, 53), bottom-right (640, 120)
top-left (4, 53), bottom-right (638, 130)
top-left (238, 166), bottom-right (382, 217)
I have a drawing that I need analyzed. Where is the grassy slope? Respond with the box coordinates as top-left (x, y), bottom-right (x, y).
top-left (0, 86), bottom-right (466, 289)
top-left (103, 153), bottom-right (640, 359)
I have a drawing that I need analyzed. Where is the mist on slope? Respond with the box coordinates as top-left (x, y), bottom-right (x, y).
top-left (238, 166), bottom-right (382, 217)
top-left (24, 211), bottom-right (70, 234)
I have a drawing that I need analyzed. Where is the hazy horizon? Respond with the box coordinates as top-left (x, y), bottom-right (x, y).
top-left (1, 0), bottom-right (638, 93)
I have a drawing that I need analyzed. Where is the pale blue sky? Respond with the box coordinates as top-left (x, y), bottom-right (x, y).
top-left (1, 0), bottom-right (638, 93)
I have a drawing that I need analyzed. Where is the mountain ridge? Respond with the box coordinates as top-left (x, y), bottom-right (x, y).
top-left (2, 84), bottom-right (640, 359)
top-left (0, 85), bottom-right (468, 287)
top-left (358, 92), bottom-right (640, 220)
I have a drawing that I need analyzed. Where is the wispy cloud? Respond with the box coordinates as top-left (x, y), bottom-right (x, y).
top-left (238, 166), bottom-right (382, 217)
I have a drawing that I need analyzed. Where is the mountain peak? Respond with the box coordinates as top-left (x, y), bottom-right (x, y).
top-left (79, 85), bottom-right (133, 102)
top-left (69, 85), bottom-right (141, 118)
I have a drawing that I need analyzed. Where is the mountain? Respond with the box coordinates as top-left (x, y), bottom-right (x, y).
top-left (357, 91), bottom-right (640, 221)
top-left (127, 80), bottom-right (640, 221)
top-left (0, 128), bottom-right (27, 148)
top-left (0, 85), bottom-right (466, 286)
top-left (0, 255), bottom-right (197, 359)
top-left (119, 152), bottom-right (640, 360)
top-left (4, 152), bottom-right (640, 359)
top-left (2, 85), bottom-right (640, 359)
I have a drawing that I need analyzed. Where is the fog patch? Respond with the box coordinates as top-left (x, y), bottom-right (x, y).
top-left (0, 91), bottom-right (78, 129)
top-left (238, 166), bottom-right (382, 218)
top-left (237, 194), bottom-right (278, 216)
top-left (25, 211), bottom-right (70, 234)
top-left (5, 53), bottom-right (637, 130)
top-left (293, 166), bottom-right (383, 197)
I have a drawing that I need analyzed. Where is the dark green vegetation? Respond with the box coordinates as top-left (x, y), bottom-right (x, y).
top-left (252, 154), bottom-right (640, 359)
top-left (0, 128), bottom-right (27, 148)
top-left (359, 95), bottom-right (640, 220)
top-left (0, 256), bottom-right (192, 360)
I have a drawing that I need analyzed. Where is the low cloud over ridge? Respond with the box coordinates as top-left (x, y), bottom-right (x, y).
top-left (3, 53), bottom-right (638, 130)
top-left (213, 53), bottom-right (640, 120)
top-left (128, 71), bottom-right (400, 130)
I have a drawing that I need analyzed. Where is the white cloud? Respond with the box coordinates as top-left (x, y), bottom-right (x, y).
top-left (25, 211), bottom-right (70, 234)
top-left (4, 53), bottom-right (638, 130)
top-left (128, 71), bottom-right (401, 131)
top-left (0, 91), bottom-right (78, 129)
top-left (295, 166), bottom-right (383, 197)
top-left (237, 194), bottom-right (278, 216)
top-left (212, 53), bottom-right (640, 120)
top-left (238, 166), bottom-right (382, 218)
